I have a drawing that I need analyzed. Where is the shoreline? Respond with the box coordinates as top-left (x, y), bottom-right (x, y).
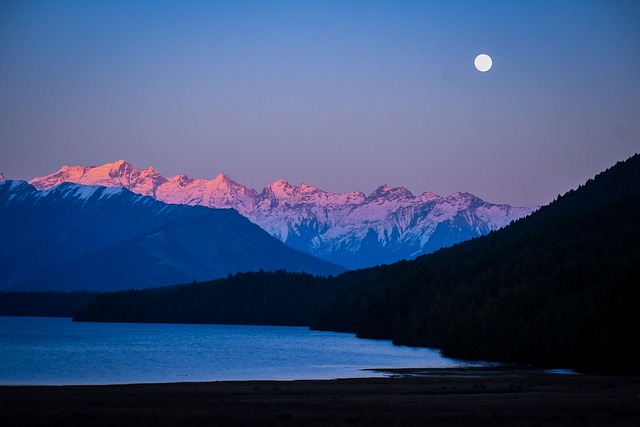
top-left (0, 364), bottom-right (572, 388)
top-left (2, 368), bottom-right (638, 426)
top-left (367, 365), bottom-right (578, 375)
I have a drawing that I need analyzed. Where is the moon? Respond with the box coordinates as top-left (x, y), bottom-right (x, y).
top-left (474, 54), bottom-right (493, 72)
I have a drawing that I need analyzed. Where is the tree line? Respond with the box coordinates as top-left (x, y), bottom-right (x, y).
top-left (4, 154), bottom-right (640, 373)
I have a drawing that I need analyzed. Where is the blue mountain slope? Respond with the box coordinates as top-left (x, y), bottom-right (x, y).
top-left (0, 181), bottom-right (344, 291)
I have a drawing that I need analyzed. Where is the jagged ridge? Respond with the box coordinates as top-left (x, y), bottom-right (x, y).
top-left (29, 160), bottom-right (537, 269)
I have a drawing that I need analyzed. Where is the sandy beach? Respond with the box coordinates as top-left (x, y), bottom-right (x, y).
top-left (1, 368), bottom-right (639, 426)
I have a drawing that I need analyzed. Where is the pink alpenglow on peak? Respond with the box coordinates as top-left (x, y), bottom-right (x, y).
top-left (167, 173), bottom-right (192, 187)
top-left (264, 179), bottom-right (296, 200)
top-left (29, 160), bottom-right (539, 269)
top-left (29, 160), bottom-right (167, 198)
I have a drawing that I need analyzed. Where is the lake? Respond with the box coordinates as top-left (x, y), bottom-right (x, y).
top-left (0, 316), bottom-right (482, 385)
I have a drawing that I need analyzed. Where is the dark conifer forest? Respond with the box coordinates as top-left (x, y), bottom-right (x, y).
top-left (0, 292), bottom-right (97, 317)
top-left (4, 154), bottom-right (640, 373)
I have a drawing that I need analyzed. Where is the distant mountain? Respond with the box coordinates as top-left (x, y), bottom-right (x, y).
top-left (30, 160), bottom-right (537, 269)
top-left (0, 181), bottom-right (343, 292)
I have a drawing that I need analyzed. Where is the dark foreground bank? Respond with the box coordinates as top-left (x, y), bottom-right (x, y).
top-left (1, 369), bottom-right (639, 427)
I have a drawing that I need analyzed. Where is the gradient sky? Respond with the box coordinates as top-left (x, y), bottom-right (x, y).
top-left (1, 0), bottom-right (639, 206)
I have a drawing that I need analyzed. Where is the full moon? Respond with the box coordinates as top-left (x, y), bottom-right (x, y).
top-left (474, 54), bottom-right (493, 72)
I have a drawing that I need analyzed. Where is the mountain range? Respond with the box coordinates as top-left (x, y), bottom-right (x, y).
top-left (29, 160), bottom-right (537, 269)
top-left (0, 180), bottom-right (343, 292)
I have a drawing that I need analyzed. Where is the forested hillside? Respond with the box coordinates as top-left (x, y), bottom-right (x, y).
top-left (316, 154), bottom-right (640, 372)
top-left (74, 271), bottom-right (331, 325)
top-left (0, 292), bottom-right (97, 317)
top-left (74, 154), bottom-right (640, 373)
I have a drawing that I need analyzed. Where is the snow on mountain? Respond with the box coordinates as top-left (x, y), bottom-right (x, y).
top-left (30, 161), bottom-right (538, 269)
top-left (37, 183), bottom-right (126, 201)
top-left (0, 180), bottom-right (344, 292)
top-left (158, 172), bottom-right (259, 214)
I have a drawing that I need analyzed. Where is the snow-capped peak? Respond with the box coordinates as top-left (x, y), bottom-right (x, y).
top-left (270, 178), bottom-right (290, 188)
top-left (446, 192), bottom-right (483, 207)
top-left (367, 185), bottom-right (415, 202)
top-left (298, 183), bottom-right (320, 193)
top-left (212, 172), bottom-right (231, 184)
top-left (166, 173), bottom-right (192, 188)
top-left (112, 159), bottom-right (131, 169)
top-left (264, 178), bottom-right (295, 200)
top-left (142, 165), bottom-right (160, 175)
top-left (28, 160), bottom-right (538, 269)
top-left (418, 191), bottom-right (440, 202)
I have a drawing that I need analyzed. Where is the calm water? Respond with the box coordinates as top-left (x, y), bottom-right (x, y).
top-left (0, 316), bottom-right (480, 385)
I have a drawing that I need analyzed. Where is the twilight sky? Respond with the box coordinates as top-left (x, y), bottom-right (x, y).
top-left (1, 0), bottom-right (639, 206)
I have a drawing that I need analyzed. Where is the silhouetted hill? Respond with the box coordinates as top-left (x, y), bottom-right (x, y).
top-left (0, 182), bottom-right (343, 292)
top-left (317, 154), bottom-right (640, 372)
